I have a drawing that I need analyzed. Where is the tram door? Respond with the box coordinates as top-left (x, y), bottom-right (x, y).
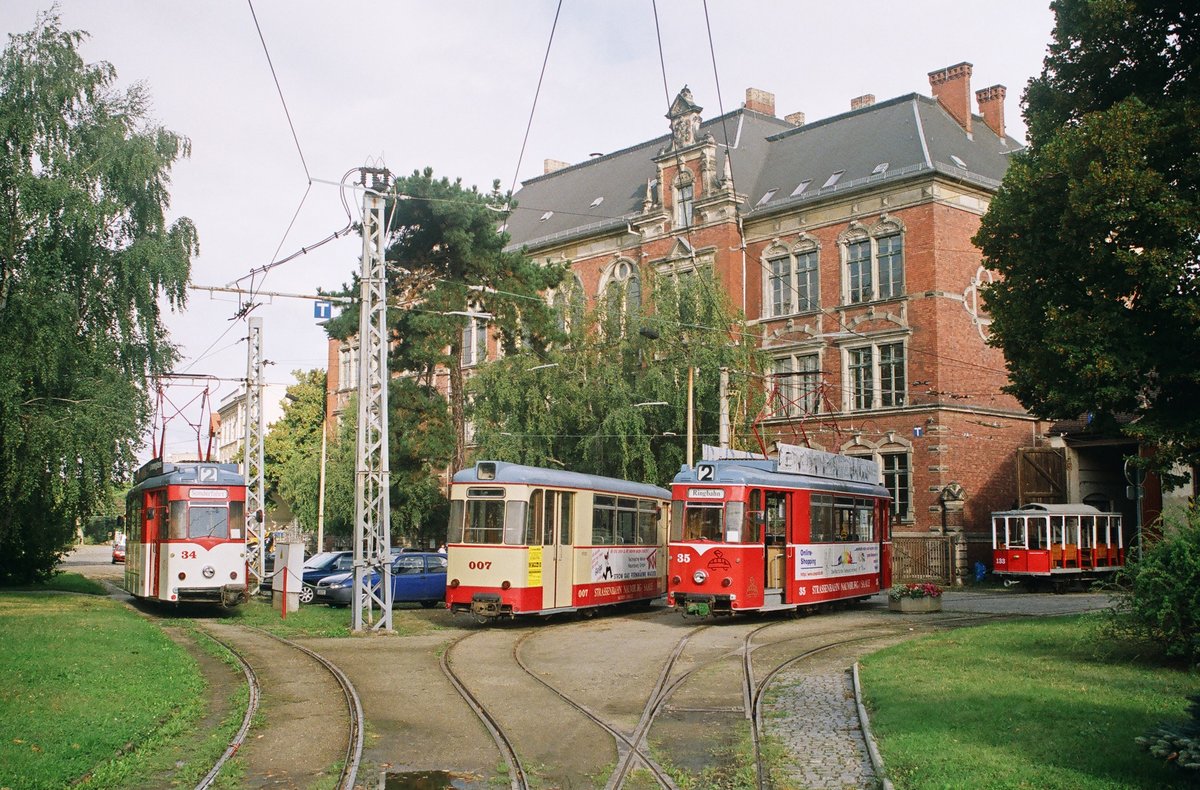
top-left (764, 490), bottom-right (788, 591)
top-left (145, 489), bottom-right (166, 597)
top-left (541, 490), bottom-right (575, 610)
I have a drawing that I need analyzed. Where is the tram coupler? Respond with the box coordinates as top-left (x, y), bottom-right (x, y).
top-left (469, 593), bottom-right (506, 619)
top-left (674, 593), bottom-right (728, 618)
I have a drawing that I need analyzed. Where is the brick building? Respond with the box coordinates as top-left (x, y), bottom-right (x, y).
top-left (499, 62), bottom-right (1036, 557)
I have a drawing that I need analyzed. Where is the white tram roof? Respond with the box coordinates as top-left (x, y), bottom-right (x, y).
top-left (991, 503), bottom-right (1119, 517)
top-left (133, 458), bottom-right (244, 489)
top-left (453, 461), bottom-right (671, 500)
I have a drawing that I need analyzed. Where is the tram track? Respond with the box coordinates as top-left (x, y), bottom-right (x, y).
top-left (193, 623), bottom-right (363, 790)
top-left (440, 630), bottom-right (529, 790)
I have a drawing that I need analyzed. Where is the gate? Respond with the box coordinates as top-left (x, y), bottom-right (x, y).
top-left (1017, 447), bottom-right (1066, 505)
top-left (891, 535), bottom-right (955, 586)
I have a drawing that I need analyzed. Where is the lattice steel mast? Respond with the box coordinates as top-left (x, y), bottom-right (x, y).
top-left (352, 167), bottom-right (393, 632)
top-left (243, 316), bottom-right (266, 589)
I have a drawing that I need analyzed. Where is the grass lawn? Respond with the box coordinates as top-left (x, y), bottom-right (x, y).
top-left (6, 571), bottom-right (108, 596)
top-left (209, 595), bottom-right (450, 638)
top-left (0, 593), bottom-right (211, 789)
top-left (859, 614), bottom-right (1199, 789)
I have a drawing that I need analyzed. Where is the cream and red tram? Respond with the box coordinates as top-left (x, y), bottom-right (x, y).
top-left (668, 445), bottom-right (893, 617)
top-left (991, 503), bottom-right (1125, 588)
top-left (123, 459), bottom-right (249, 607)
top-left (446, 461), bottom-right (670, 620)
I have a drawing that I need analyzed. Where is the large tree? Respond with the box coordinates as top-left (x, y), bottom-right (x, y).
top-left (471, 270), bottom-right (766, 486)
top-left (976, 1), bottom-right (1200, 481)
top-left (263, 370), bottom-right (326, 532)
top-left (0, 13), bottom-right (194, 582)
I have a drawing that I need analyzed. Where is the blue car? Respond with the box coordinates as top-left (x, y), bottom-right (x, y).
top-left (262, 550), bottom-right (355, 602)
top-left (315, 552), bottom-right (447, 608)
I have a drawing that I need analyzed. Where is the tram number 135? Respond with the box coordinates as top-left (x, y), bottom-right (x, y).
top-left (469, 560), bottom-right (492, 570)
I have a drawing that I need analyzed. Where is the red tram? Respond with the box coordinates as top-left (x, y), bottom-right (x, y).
top-left (991, 503), bottom-right (1125, 589)
top-left (446, 461), bottom-right (671, 620)
top-left (668, 444), bottom-right (892, 617)
top-left (123, 459), bottom-right (250, 607)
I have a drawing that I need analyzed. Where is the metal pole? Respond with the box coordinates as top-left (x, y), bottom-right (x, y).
top-left (316, 426), bottom-right (327, 553)
top-left (687, 366), bottom-right (695, 468)
top-left (244, 317), bottom-right (266, 591)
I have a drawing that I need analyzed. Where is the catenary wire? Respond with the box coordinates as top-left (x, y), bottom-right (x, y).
top-left (506, 0), bottom-right (564, 208)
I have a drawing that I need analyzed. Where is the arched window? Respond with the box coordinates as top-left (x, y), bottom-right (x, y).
top-left (601, 259), bottom-right (641, 336)
top-left (674, 172), bottom-right (695, 228)
top-left (841, 218), bottom-right (905, 304)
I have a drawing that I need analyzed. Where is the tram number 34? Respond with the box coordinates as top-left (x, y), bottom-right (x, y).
top-left (468, 561), bottom-right (492, 570)
top-left (181, 550), bottom-right (198, 560)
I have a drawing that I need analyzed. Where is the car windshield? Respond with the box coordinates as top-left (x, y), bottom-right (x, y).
top-left (304, 552), bottom-right (342, 569)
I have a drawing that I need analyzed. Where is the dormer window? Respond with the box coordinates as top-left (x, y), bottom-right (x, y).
top-left (822, 170), bottom-right (845, 189)
top-left (791, 179), bottom-right (812, 197)
top-left (872, 162), bottom-right (889, 175)
top-left (756, 188), bottom-right (778, 206)
top-left (539, 211), bottom-right (554, 222)
top-left (950, 155), bottom-right (967, 169)
top-left (589, 196), bottom-right (604, 208)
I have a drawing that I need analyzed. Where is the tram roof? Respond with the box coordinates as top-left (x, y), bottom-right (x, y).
top-left (453, 461), bottom-right (670, 500)
top-left (672, 460), bottom-right (889, 498)
top-left (991, 503), bottom-right (1119, 517)
top-left (133, 459), bottom-right (244, 489)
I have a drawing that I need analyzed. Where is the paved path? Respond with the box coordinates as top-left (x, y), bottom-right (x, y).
top-left (762, 590), bottom-right (1114, 789)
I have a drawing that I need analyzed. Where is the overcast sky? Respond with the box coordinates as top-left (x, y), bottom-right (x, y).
top-left (2, 1), bottom-right (1057, 460)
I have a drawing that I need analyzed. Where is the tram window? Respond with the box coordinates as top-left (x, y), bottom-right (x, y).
top-left (745, 490), bottom-right (763, 543)
top-left (543, 491), bottom-right (556, 546)
top-left (229, 501), bottom-right (245, 538)
top-left (448, 500), bottom-right (464, 543)
top-left (685, 506), bottom-right (722, 541)
top-left (810, 495), bottom-right (833, 542)
top-left (670, 501), bottom-right (684, 541)
top-left (637, 500), bottom-right (658, 545)
top-left (168, 502), bottom-right (188, 539)
top-left (559, 492), bottom-right (573, 544)
top-left (464, 499), bottom-right (505, 544)
top-left (1080, 516), bottom-right (1095, 547)
top-left (525, 490), bottom-right (544, 545)
top-left (593, 507), bottom-right (615, 545)
top-left (855, 500), bottom-right (874, 541)
top-left (765, 492), bottom-right (786, 545)
top-left (724, 501), bottom-right (745, 542)
top-left (189, 506), bottom-right (230, 539)
top-left (834, 502), bottom-right (856, 542)
top-left (504, 501), bottom-right (526, 545)
top-left (617, 508), bottom-right (637, 544)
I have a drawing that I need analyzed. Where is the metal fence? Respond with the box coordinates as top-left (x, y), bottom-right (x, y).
top-left (891, 535), bottom-right (956, 586)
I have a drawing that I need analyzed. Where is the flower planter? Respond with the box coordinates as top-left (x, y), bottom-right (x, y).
top-left (888, 595), bottom-right (942, 613)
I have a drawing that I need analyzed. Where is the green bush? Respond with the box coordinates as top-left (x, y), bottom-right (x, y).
top-left (1110, 507), bottom-right (1200, 665)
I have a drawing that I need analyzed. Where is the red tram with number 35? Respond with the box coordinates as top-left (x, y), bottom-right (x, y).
top-left (123, 459), bottom-right (249, 607)
top-left (668, 444), bottom-right (892, 617)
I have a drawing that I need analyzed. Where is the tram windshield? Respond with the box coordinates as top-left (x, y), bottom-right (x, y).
top-left (169, 502), bottom-right (232, 539)
top-left (682, 505), bottom-right (723, 541)
top-left (449, 490), bottom-right (526, 545)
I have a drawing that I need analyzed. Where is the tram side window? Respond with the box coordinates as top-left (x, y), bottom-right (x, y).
top-left (189, 506), bottom-right (230, 539)
top-left (617, 498), bottom-right (638, 544)
top-left (543, 491), bottom-right (556, 546)
top-left (724, 501), bottom-right (746, 542)
top-left (834, 502), bottom-right (856, 542)
top-left (670, 501), bottom-right (684, 541)
top-left (525, 490), bottom-right (544, 545)
top-left (229, 501), bottom-right (245, 538)
top-left (169, 502), bottom-right (188, 539)
top-left (765, 492), bottom-right (787, 545)
top-left (855, 499), bottom-right (874, 541)
top-left (1006, 518), bottom-right (1026, 547)
top-left (448, 500), bottom-right (464, 544)
top-left (637, 500), bottom-right (658, 545)
top-left (1030, 517), bottom-right (1048, 549)
top-left (504, 501), bottom-right (526, 545)
top-left (811, 494), bottom-right (834, 542)
top-left (744, 490), bottom-right (763, 544)
top-left (593, 496), bottom-right (616, 545)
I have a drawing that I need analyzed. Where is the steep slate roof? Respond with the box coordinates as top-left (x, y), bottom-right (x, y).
top-left (504, 92), bottom-right (1023, 253)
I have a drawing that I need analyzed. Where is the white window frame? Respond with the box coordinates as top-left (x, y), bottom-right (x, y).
top-left (843, 435), bottom-right (914, 523)
top-left (840, 219), bottom-right (905, 305)
top-left (675, 178), bottom-right (695, 228)
top-left (771, 352), bottom-right (821, 416)
top-left (461, 314), bottom-right (488, 367)
top-left (763, 237), bottom-right (820, 318)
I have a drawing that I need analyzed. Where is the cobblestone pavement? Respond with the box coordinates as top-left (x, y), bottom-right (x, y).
top-left (762, 590), bottom-right (1114, 789)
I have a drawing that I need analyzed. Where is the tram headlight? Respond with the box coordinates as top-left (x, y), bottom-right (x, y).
top-left (202, 565), bottom-right (216, 579)
top-left (692, 570), bottom-right (708, 584)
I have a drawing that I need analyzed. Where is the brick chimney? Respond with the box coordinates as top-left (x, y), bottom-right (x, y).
top-left (544, 158), bottom-right (570, 175)
top-left (975, 84), bottom-right (1006, 139)
top-left (785, 111), bottom-right (806, 127)
top-left (928, 62), bottom-right (973, 134)
top-left (744, 87), bottom-right (775, 116)
top-left (850, 94), bottom-right (875, 111)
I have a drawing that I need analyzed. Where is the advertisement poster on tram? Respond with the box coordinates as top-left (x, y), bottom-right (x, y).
top-left (795, 543), bottom-right (880, 580)
top-left (589, 546), bottom-right (659, 582)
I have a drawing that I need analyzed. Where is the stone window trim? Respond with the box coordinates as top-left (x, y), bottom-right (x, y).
top-left (761, 233), bottom-right (821, 319)
top-left (838, 217), bottom-right (906, 306)
top-left (673, 169), bottom-right (696, 229)
top-left (770, 351), bottom-right (823, 417)
top-left (599, 257), bottom-right (642, 335)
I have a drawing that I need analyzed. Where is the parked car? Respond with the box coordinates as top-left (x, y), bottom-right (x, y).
top-left (315, 552), bottom-right (447, 608)
top-left (262, 550), bottom-right (354, 603)
top-left (111, 538), bottom-right (126, 564)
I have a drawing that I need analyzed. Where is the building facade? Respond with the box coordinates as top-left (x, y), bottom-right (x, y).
top-left (500, 62), bottom-right (1035, 557)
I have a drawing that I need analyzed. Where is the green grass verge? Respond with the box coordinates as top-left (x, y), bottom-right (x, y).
top-left (2, 572), bottom-right (107, 595)
top-left (0, 594), bottom-right (205, 789)
top-left (859, 614), bottom-right (1200, 789)
top-left (214, 596), bottom-right (448, 638)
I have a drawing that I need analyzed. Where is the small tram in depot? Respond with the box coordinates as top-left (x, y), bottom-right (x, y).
top-left (991, 503), bottom-right (1125, 589)
top-left (123, 459), bottom-right (249, 607)
top-left (667, 444), bottom-right (892, 617)
top-left (445, 461), bottom-right (671, 620)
